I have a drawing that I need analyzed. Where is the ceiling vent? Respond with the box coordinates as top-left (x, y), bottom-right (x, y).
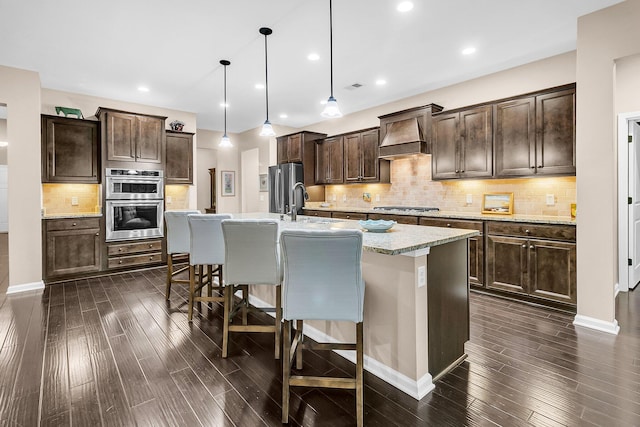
top-left (345, 83), bottom-right (363, 90)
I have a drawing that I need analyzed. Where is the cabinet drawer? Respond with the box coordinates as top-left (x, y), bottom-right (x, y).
top-left (108, 252), bottom-right (162, 269)
top-left (367, 213), bottom-right (418, 225)
top-left (303, 210), bottom-right (332, 218)
top-left (486, 222), bottom-right (575, 241)
top-left (108, 239), bottom-right (163, 256)
top-left (419, 217), bottom-right (483, 233)
top-left (331, 211), bottom-right (367, 220)
top-left (46, 217), bottom-right (101, 231)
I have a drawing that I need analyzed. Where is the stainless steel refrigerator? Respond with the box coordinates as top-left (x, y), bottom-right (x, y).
top-left (269, 163), bottom-right (305, 215)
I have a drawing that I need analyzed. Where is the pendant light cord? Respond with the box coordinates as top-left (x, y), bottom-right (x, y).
top-left (223, 63), bottom-right (228, 134)
top-left (329, 0), bottom-right (334, 98)
top-left (264, 32), bottom-right (270, 121)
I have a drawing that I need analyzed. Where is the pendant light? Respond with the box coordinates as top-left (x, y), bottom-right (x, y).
top-left (321, 0), bottom-right (342, 118)
top-left (219, 59), bottom-right (232, 148)
top-left (259, 27), bottom-right (276, 137)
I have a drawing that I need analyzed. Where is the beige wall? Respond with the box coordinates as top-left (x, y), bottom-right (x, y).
top-left (0, 65), bottom-right (42, 287)
top-left (616, 54), bottom-right (640, 113)
top-left (41, 88), bottom-right (198, 209)
top-left (576, 1), bottom-right (640, 326)
top-left (0, 118), bottom-right (7, 165)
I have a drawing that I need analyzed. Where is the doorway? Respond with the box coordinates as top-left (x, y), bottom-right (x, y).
top-left (0, 104), bottom-right (8, 294)
top-left (618, 112), bottom-right (640, 292)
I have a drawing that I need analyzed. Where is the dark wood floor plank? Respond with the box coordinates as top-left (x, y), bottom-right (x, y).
top-left (137, 354), bottom-right (202, 426)
top-left (41, 339), bottom-right (70, 419)
top-left (108, 334), bottom-right (154, 407)
top-left (49, 284), bottom-right (65, 307)
top-left (86, 277), bottom-right (108, 304)
top-left (64, 293), bottom-right (84, 331)
top-left (130, 398), bottom-right (170, 426)
top-left (70, 381), bottom-right (101, 427)
top-left (213, 388), bottom-right (268, 427)
top-left (76, 280), bottom-right (98, 312)
top-left (95, 300), bottom-right (124, 338)
top-left (171, 367), bottom-right (234, 427)
top-left (81, 308), bottom-right (110, 354)
top-left (41, 410), bottom-right (70, 427)
top-left (67, 326), bottom-right (94, 388)
top-left (90, 349), bottom-right (136, 426)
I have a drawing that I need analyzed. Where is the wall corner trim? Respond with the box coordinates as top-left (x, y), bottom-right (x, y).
top-left (6, 280), bottom-right (45, 295)
top-left (573, 314), bottom-right (620, 335)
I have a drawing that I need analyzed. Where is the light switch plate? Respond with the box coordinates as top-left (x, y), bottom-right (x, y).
top-left (417, 266), bottom-right (426, 287)
top-left (259, 194), bottom-right (264, 201)
top-left (546, 194), bottom-right (555, 206)
top-left (166, 196), bottom-right (172, 204)
top-left (71, 196), bottom-right (78, 206)
top-left (332, 194), bottom-right (337, 201)
top-left (342, 194), bottom-right (347, 202)
top-left (466, 194), bottom-right (473, 204)
top-left (375, 194), bottom-right (380, 202)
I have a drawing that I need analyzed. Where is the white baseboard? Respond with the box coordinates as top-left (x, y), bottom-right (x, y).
top-left (573, 314), bottom-right (620, 335)
top-left (247, 293), bottom-right (434, 400)
top-left (6, 280), bottom-right (45, 295)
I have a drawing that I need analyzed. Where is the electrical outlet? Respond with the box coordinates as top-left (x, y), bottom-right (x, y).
top-left (259, 194), bottom-right (264, 201)
top-left (417, 266), bottom-right (426, 287)
top-left (332, 194), bottom-right (337, 201)
top-left (546, 194), bottom-right (555, 206)
top-left (375, 194), bottom-right (380, 202)
top-left (342, 194), bottom-right (347, 202)
top-left (466, 194), bottom-right (473, 204)
top-left (71, 196), bottom-right (78, 206)
top-left (166, 196), bottom-right (172, 204)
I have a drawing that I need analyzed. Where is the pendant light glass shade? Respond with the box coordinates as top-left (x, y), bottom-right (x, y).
top-left (219, 59), bottom-right (232, 148)
top-left (260, 120), bottom-right (275, 137)
top-left (259, 27), bottom-right (276, 136)
top-left (321, 0), bottom-right (342, 119)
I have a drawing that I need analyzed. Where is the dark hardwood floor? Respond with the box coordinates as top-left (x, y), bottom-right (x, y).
top-left (0, 257), bottom-right (639, 425)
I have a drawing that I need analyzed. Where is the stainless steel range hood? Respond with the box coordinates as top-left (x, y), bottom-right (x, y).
top-left (378, 104), bottom-right (443, 159)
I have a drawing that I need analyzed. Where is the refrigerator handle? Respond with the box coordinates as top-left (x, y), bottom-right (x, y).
top-left (276, 168), bottom-right (281, 213)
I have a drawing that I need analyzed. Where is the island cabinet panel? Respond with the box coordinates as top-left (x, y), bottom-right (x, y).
top-left (432, 105), bottom-right (492, 180)
top-left (419, 217), bottom-right (484, 287)
top-left (276, 131), bottom-right (327, 186)
top-left (494, 85), bottom-right (575, 178)
top-left (41, 115), bottom-right (100, 183)
top-left (96, 107), bottom-right (166, 168)
top-left (43, 218), bottom-right (102, 280)
top-left (331, 211), bottom-right (367, 220)
top-left (301, 210), bottom-right (332, 218)
top-left (485, 222), bottom-right (576, 306)
top-left (165, 130), bottom-right (194, 184)
top-left (315, 136), bottom-right (344, 184)
top-left (367, 213), bottom-right (418, 225)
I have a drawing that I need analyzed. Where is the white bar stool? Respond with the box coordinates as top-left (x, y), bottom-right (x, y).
top-left (164, 209), bottom-right (200, 300)
top-left (221, 219), bottom-right (282, 359)
top-left (186, 213), bottom-right (232, 322)
top-left (279, 228), bottom-right (365, 426)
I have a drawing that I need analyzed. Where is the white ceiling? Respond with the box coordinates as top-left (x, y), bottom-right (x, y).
top-left (0, 0), bottom-right (623, 133)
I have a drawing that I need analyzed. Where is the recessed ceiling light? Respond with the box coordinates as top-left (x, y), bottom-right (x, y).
top-left (220, 102), bottom-right (229, 108)
top-left (320, 99), bottom-right (328, 105)
top-left (137, 86), bottom-right (150, 92)
top-left (376, 79), bottom-right (387, 86)
top-left (462, 47), bottom-right (476, 55)
top-left (397, 1), bottom-right (414, 12)
top-left (280, 113), bottom-right (288, 119)
top-left (255, 83), bottom-right (265, 90)
top-left (308, 53), bottom-right (320, 61)
top-left (0, 141), bottom-right (8, 147)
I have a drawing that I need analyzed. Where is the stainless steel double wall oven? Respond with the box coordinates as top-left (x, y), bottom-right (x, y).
top-left (105, 168), bottom-right (164, 241)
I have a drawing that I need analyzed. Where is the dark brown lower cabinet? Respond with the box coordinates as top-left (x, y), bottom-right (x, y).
top-left (44, 218), bottom-right (101, 280)
top-left (486, 222), bottom-right (576, 306)
top-left (419, 217), bottom-right (484, 287)
top-left (301, 209), bottom-right (332, 218)
top-left (331, 211), bottom-right (367, 220)
top-left (106, 239), bottom-right (164, 270)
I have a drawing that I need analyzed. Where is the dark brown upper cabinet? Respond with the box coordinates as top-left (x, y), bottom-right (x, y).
top-left (344, 128), bottom-right (390, 183)
top-left (315, 135), bottom-right (344, 184)
top-left (96, 107), bottom-right (166, 169)
top-left (41, 115), bottom-right (100, 183)
top-left (276, 131), bottom-right (327, 186)
top-left (165, 130), bottom-right (194, 185)
top-left (431, 105), bottom-right (493, 180)
top-left (494, 85), bottom-right (575, 177)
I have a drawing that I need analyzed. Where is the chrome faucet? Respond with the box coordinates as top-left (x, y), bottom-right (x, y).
top-left (290, 182), bottom-right (309, 221)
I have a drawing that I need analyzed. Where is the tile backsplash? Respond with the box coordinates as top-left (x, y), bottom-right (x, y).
top-left (165, 185), bottom-right (190, 210)
top-left (320, 156), bottom-right (576, 216)
top-left (42, 184), bottom-right (101, 215)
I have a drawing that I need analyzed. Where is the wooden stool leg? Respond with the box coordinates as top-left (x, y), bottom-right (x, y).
top-left (275, 285), bottom-right (282, 360)
top-left (295, 320), bottom-right (303, 370)
top-left (356, 321), bottom-right (364, 427)
top-left (222, 286), bottom-right (231, 358)
top-left (188, 265), bottom-right (195, 322)
top-left (241, 285), bottom-right (248, 325)
top-left (282, 320), bottom-right (291, 424)
top-left (166, 254), bottom-right (173, 300)
top-left (207, 265), bottom-right (213, 298)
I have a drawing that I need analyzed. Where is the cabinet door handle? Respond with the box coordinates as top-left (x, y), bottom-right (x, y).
top-left (530, 166), bottom-right (535, 169)
top-left (346, 215), bottom-right (351, 219)
top-left (119, 260), bottom-right (123, 264)
top-left (446, 224), bottom-right (451, 227)
top-left (72, 222), bottom-right (77, 226)
top-left (460, 170), bottom-right (465, 173)
top-left (529, 245), bottom-right (535, 249)
top-left (119, 248), bottom-right (123, 252)
top-left (525, 229), bottom-right (530, 234)
top-left (95, 232), bottom-right (99, 236)
top-left (537, 165), bottom-right (543, 168)
top-left (149, 244), bottom-right (153, 248)
top-left (149, 256), bottom-right (154, 260)
top-left (455, 170), bottom-right (460, 173)
top-left (522, 244), bottom-right (527, 248)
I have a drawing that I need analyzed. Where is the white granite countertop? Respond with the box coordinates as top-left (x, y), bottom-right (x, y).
top-left (303, 206), bottom-right (576, 226)
top-left (232, 213), bottom-right (479, 256)
top-left (42, 213), bottom-right (102, 219)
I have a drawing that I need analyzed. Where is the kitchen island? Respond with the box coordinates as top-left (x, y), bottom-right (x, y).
top-left (235, 213), bottom-right (478, 400)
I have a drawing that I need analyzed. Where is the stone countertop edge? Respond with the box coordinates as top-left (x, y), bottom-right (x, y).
top-left (42, 213), bottom-right (103, 219)
top-left (303, 207), bottom-right (576, 226)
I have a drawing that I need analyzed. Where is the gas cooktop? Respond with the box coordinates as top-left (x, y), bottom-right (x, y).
top-left (373, 206), bottom-right (439, 212)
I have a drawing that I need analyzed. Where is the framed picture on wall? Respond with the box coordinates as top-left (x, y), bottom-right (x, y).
top-left (481, 192), bottom-right (514, 214)
top-left (221, 170), bottom-right (235, 197)
top-left (259, 174), bottom-right (268, 192)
